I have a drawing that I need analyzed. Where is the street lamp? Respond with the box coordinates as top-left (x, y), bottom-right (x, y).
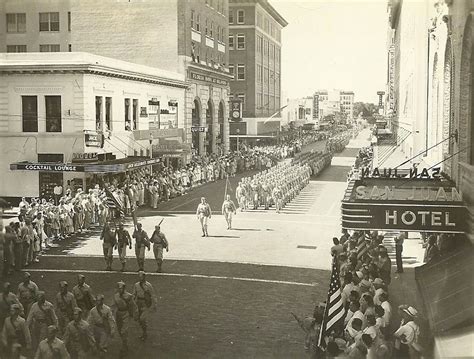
top-left (149, 133), bottom-right (154, 174)
top-left (236, 128), bottom-right (240, 153)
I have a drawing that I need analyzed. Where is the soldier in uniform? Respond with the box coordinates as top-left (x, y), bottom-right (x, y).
top-left (133, 223), bottom-right (150, 272)
top-left (72, 275), bottom-right (95, 318)
top-left (133, 271), bottom-right (157, 341)
top-left (63, 307), bottom-right (95, 359)
top-left (27, 291), bottom-right (58, 352)
top-left (87, 295), bottom-right (116, 357)
top-left (116, 223), bottom-right (132, 272)
top-left (221, 195), bottom-right (237, 230)
top-left (113, 281), bottom-right (137, 356)
top-left (272, 185), bottom-right (283, 214)
top-left (261, 181), bottom-right (271, 210)
top-left (150, 225), bottom-right (169, 273)
top-left (55, 281), bottom-right (77, 336)
top-left (17, 272), bottom-right (39, 317)
top-left (1, 303), bottom-right (31, 358)
top-left (0, 282), bottom-right (23, 332)
top-left (100, 222), bottom-right (116, 271)
top-left (34, 325), bottom-right (69, 359)
top-left (196, 197), bottom-right (212, 237)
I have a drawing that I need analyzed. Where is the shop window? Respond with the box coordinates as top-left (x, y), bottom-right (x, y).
top-left (45, 96), bottom-right (62, 132)
top-left (133, 99), bottom-right (138, 130)
top-left (22, 96), bottom-right (38, 132)
top-left (39, 12), bottom-right (59, 31)
top-left (105, 97), bottom-right (112, 131)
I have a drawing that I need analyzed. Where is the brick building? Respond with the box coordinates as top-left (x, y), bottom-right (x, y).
top-left (228, 0), bottom-right (287, 147)
top-left (314, 89), bottom-right (355, 123)
top-left (0, 0), bottom-right (233, 155)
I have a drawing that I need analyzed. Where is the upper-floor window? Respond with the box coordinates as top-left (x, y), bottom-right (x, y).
top-left (237, 34), bottom-right (245, 50)
top-left (228, 64), bottom-right (234, 76)
top-left (40, 44), bottom-right (60, 52)
top-left (6, 13), bottom-right (26, 33)
top-left (237, 10), bottom-right (245, 24)
top-left (205, 19), bottom-right (209, 36)
top-left (256, 35), bottom-right (262, 54)
top-left (6, 45), bottom-right (27, 53)
top-left (68, 12), bottom-right (71, 31)
top-left (196, 14), bottom-right (201, 32)
top-left (46, 96), bottom-right (62, 132)
top-left (39, 12), bottom-right (59, 31)
top-left (237, 64), bottom-right (245, 80)
top-left (229, 11), bottom-right (234, 24)
top-left (229, 34), bottom-right (234, 50)
top-left (256, 12), bottom-right (262, 27)
top-left (210, 21), bottom-right (214, 38)
top-left (191, 10), bottom-right (195, 30)
top-left (22, 96), bottom-right (38, 133)
top-left (264, 18), bottom-right (269, 32)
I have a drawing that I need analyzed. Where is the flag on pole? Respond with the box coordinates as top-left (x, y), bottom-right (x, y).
top-left (317, 256), bottom-right (345, 348)
top-left (105, 187), bottom-right (124, 216)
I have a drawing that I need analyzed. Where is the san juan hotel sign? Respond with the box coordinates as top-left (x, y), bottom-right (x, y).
top-left (342, 167), bottom-right (468, 233)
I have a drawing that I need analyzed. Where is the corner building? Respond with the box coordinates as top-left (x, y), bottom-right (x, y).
top-left (228, 0), bottom-right (287, 147)
top-left (0, 0), bottom-right (233, 156)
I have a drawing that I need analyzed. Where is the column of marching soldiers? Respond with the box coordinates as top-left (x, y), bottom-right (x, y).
top-left (0, 270), bottom-right (156, 358)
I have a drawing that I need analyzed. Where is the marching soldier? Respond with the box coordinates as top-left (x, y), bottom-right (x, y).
top-left (113, 281), bottom-right (137, 356)
top-left (235, 182), bottom-right (246, 212)
top-left (55, 281), bottom-right (77, 335)
top-left (72, 275), bottom-right (95, 318)
top-left (100, 222), bottom-right (117, 271)
top-left (196, 197), bottom-right (212, 237)
top-left (133, 271), bottom-right (157, 341)
top-left (63, 307), bottom-right (95, 359)
top-left (150, 225), bottom-right (169, 273)
top-left (133, 223), bottom-right (150, 272)
top-left (272, 185), bottom-right (283, 214)
top-left (18, 272), bottom-right (39, 317)
top-left (221, 195), bottom-right (237, 230)
top-left (0, 282), bottom-right (23, 332)
top-left (34, 325), bottom-right (69, 359)
top-left (116, 223), bottom-right (132, 272)
top-left (87, 295), bottom-right (116, 357)
top-left (27, 291), bottom-right (58, 352)
top-left (1, 303), bottom-right (31, 358)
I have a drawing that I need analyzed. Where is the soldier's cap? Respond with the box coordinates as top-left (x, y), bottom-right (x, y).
top-left (117, 281), bottom-right (126, 288)
top-left (3, 282), bottom-right (11, 290)
top-left (11, 304), bottom-right (21, 311)
top-left (24, 272), bottom-right (31, 278)
top-left (73, 307), bottom-right (83, 315)
top-left (78, 274), bottom-right (85, 280)
top-left (47, 325), bottom-right (58, 334)
top-left (373, 278), bottom-right (384, 286)
top-left (96, 294), bottom-right (105, 301)
top-left (59, 281), bottom-right (68, 288)
top-left (138, 270), bottom-right (146, 276)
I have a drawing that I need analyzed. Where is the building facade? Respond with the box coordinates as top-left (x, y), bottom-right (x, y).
top-left (0, 0), bottom-right (232, 156)
top-left (314, 89), bottom-right (355, 124)
top-left (228, 0), bottom-right (287, 145)
top-left (0, 53), bottom-right (187, 198)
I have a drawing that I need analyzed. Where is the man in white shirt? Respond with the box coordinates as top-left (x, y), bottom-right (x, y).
top-left (345, 301), bottom-right (366, 331)
top-left (53, 184), bottom-right (63, 205)
top-left (379, 292), bottom-right (392, 327)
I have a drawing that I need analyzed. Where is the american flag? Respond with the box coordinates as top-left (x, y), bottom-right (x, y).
top-left (357, 233), bottom-right (368, 260)
top-left (104, 187), bottom-right (124, 216)
top-left (318, 256), bottom-right (345, 348)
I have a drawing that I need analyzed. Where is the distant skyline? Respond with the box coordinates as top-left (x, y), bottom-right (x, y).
top-left (271, 0), bottom-right (388, 104)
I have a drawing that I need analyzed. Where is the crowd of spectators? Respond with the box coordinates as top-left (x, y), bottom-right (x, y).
top-left (347, 146), bottom-right (374, 182)
top-left (295, 229), bottom-right (423, 359)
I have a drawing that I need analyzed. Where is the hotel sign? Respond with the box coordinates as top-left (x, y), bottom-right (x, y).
top-left (190, 72), bottom-right (228, 86)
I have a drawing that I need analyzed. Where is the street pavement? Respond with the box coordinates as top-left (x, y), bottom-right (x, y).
top-left (1, 130), bottom-right (379, 359)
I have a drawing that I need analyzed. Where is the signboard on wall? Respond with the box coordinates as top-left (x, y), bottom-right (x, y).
top-left (72, 153), bottom-right (98, 163)
top-left (230, 99), bottom-right (242, 122)
top-left (190, 72), bottom-right (228, 86)
top-left (84, 130), bottom-right (104, 148)
top-left (313, 94), bottom-right (319, 120)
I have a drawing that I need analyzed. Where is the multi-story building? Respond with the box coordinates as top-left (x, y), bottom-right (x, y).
top-left (314, 89), bottom-right (355, 124)
top-left (228, 0), bottom-right (287, 147)
top-left (284, 97), bottom-right (315, 127)
top-left (0, 0), bottom-right (233, 156)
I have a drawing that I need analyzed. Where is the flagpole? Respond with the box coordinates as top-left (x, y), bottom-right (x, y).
top-left (224, 174), bottom-right (228, 201)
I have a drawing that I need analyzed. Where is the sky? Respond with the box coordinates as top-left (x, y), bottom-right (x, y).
top-left (270, 0), bottom-right (388, 104)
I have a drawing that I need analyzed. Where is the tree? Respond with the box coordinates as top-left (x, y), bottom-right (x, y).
top-left (353, 102), bottom-right (378, 124)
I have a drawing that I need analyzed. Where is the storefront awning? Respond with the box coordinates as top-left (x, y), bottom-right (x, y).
top-left (10, 156), bottom-right (161, 174)
top-left (416, 245), bottom-right (474, 334)
top-left (342, 177), bottom-right (468, 233)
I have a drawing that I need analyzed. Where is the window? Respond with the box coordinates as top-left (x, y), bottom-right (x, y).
top-left (263, 40), bottom-right (268, 56)
top-left (205, 19), bottom-right (208, 36)
top-left (270, 44), bottom-right (274, 60)
top-left (210, 21), bottom-right (213, 38)
top-left (45, 96), bottom-right (62, 132)
top-left (6, 13), bottom-right (26, 33)
top-left (22, 96), bottom-right (38, 132)
top-left (257, 64), bottom-right (263, 83)
top-left (125, 98), bottom-right (131, 130)
top-left (257, 12), bottom-right (262, 27)
top-left (229, 34), bottom-right (234, 50)
top-left (256, 35), bottom-right (262, 53)
top-left (264, 18), bottom-right (269, 32)
top-left (39, 12), bottom-right (59, 31)
top-left (237, 10), bottom-right (244, 24)
top-left (237, 34), bottom-right (245, 49)
top-left (105, 97), bottom-right (112, 130)
top-left (237, 64), bottom-right (245, 80)
top-left (270, 23), bottom-right (274, 38)
top-left (264, 68), bottom-right (269, 84)
top-left (95, 96), bottom-right (103, 130)
top-left (68, 44), bottom-right (72, 52)
top-left (216, 25), bottom-right (220, 41)
top-left (196, 14), bottom-right (201, 32)
top-left (229, 11), bottom-right (234, 24)
top-left (191, 10), bottom-right (195, 30)
top-left (40, 44), bottom-right (60, 52)
top-left (6, 45), bottom-right (27, 53)
top-left (256, 92), bottom-right (263, 110)
top-left (228, 64), bottom-right (234, 76)
top-left (68, 12), bottom-right (71, 31)
top-left (237, 94), bottom-right (245, 111)
top-left (132, 99), bottom-right (138, 130)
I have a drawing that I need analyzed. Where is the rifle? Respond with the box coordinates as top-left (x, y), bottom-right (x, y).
top-left (291, 312), bottom-right (303, 328)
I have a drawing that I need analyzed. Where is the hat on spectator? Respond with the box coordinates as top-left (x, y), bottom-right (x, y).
top-left (355, 271), bottom-right (364, 279)
top-left (373, 278), bottom-right (384, 286)
top-left (403, 306), bottom-right (418, 318)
